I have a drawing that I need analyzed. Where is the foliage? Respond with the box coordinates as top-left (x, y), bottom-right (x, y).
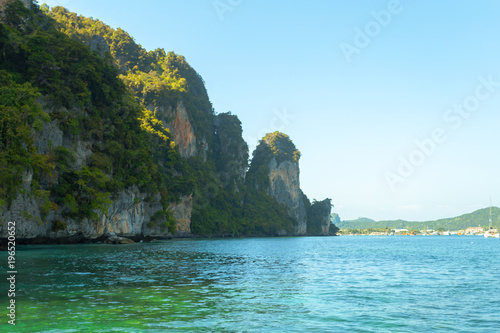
top-left (329, 223), bottom-right (340, 236)
top-left (51, 219), bottom-right (66, 232)
top-left (47, 7), bottom-right (213, 140)
top-left (304, 196), bottom-right (333, 235)
top-left (0, 5), bottom-right (125, 109)
top-left (0, 2), bottom-right (325, 238)
top-left (245, 141), bottom-right (273, 191)
top-left (241, 187), bottom-right (295, 236)
top-left (0, 70), bottom-right (53, 207)
top-left (0, 2), bottom-right (187, 231)
top-left (213, 112), bottom-right (248, 186)
top-left (341, 227), bottom-right (394, 235)
top-left (262, 131), bottom-right (301, 163)
top-left (190, 174), bottom-right (296, 236)
top-left (1, 0), bottom-right (31, 29)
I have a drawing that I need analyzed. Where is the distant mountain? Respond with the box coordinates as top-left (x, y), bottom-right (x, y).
top-left (345, 217), bottom-right (376, 224)
top-left (336, 207), bottom-right (500, 231)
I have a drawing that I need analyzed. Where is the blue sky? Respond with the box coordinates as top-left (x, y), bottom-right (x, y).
top-left (41, 0), bottom-right (500, 222)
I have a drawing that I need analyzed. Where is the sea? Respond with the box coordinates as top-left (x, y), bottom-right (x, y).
top-left (1, 236), bottom-right (500, 332)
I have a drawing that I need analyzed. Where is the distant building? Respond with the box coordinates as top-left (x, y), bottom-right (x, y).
top-left (465, 226), bottom-right (483, 235)
top-left (369, 232), bottom-right (388, 236)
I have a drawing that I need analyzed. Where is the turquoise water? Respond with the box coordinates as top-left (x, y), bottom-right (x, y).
top-left (1, 236), bottom-right (500, 332)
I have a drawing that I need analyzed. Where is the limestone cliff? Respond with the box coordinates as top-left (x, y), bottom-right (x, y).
top-left (0, 110), bottom-right (194, 241)
top-left (0, 171), bottom-right (195, 241)
top-left (214, 112), bottom-right (248, 191)
top-left (155, 102), bottom-right (198, 159)
top-left (246, 132), bottom-right (333, 236)
top-left (305, 198), bottom-right (333, 236)
top-left (268, 158), bottom-right (307, 235)
top-left (0, 38), bottom-right (190, 243)
top-left (0, 4), bottom-right (338, 243)
top-left (315, 200), bottom-right (333, 235)
top-left (168, 194), bottom-right (193, 236)
top-left (0, 171), bottom-right (166, 241)
top-left (246, 132), bottom-right (304, 234)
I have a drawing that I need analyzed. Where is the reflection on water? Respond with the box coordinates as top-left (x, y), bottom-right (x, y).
top-left (2, 237), bottom-right (500, 332)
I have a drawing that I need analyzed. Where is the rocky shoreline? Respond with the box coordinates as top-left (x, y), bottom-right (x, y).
top-left (0, 230), bottom-right (338, 249)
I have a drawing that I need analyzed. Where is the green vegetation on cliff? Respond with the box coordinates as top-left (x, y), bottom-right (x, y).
top-left (0, 1), bottom-right (337, 238)
top-left (47, 6), bottom-right (214, 146)
top-left (304, 197), bottom-right (336, 235)
top-left (0, 71), bottom-right (52, 208)
top-left (45, 5), bottom-right (303, 236)
top-left (189, 118), bottom-right (296, 236)
top-left (262, 131), bottom-right (301, 163)
top-left (0, 1), bottom-right (187, 231)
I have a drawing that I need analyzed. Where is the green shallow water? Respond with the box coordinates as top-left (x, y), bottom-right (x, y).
top-left (1, 236), bottom-right (500, 332)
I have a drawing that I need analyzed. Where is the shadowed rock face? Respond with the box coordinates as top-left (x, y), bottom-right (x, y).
top-left (308, 199), bottom-right (333, 236)
top-left (88, 35), bottom-right (110, 59)
top-left (168, 194), bottom-right (193, 236)
top-left (214, 112), bottom-right (248, 191)
top-left (247, 132), bottom-right (307, 235)
top-left (268, 158), bottom-right (307, 235)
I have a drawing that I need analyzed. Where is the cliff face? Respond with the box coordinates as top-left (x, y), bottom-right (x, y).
top-left (247, 132), bottom-right (333, 236)
top-left (0, 177), bottom-right (194, 241)
top-left (306, 198), bottom-right (333, 236)
top-left (316, 200), bottom-right (332, 235)
top-left (247, 132), bottom-right (306, 235)
top-left (268, 158), bottom-right (307, 235)
top-left (168, 194), bottom-right (193, 236)
top-left (0, 172), bottom-right (166, 240)
top-left (0, 6), bottom-right (190, 241)
top-left (156, 102), bottom-right (198, 159)
top-left (0, 5), bottom-right (337, 242)
top-left (0, 100), bottom-right (198, 240)
top-left (214, 113), bottom-right (248, 190)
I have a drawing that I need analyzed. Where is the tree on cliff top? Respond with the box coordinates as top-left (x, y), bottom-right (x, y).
top-left (261, 131), bottom-right (301, 163)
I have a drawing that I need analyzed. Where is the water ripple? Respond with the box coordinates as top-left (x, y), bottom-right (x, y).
top-left (3, 236), bottom-right (500, 332)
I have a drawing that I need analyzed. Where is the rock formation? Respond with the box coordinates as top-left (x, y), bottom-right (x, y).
top-left (0, 5), bottom-right (337, 243)
top-left (214, 112), bottom-right (248, 190)
top-left (156, 102), bottom-right (198, 159)
top-left (247, 132), bottom-right (332, 236)
top-left (305, 198), bottom-right (333, 236)
top-left (88, 35), bottom-right (110, 59)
